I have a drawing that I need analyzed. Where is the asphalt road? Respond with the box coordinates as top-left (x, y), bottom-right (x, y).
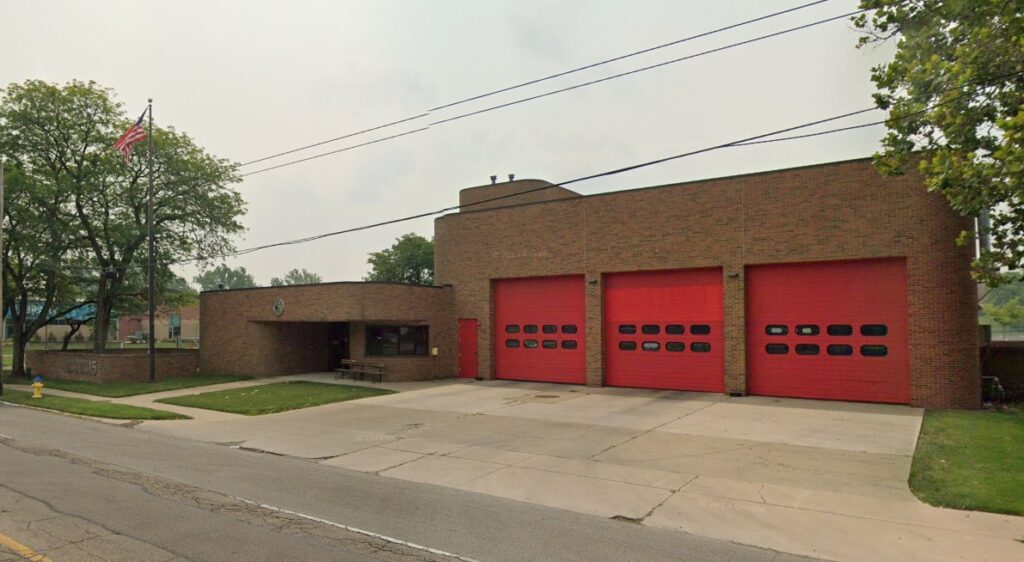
top-left (0, 403), bottom-right (819, 562)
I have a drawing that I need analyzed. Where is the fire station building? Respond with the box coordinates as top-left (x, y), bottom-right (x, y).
top-left (200, 158), bottom-right (980, 409)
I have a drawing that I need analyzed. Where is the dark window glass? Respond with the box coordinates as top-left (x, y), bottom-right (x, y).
top-left (765, 325), bottom-right (788, 336)
top-left (796, 325), bottom-right (820, 336)
top-left (542, 340), bottom-right (558, 349)
top-left (827, 324), bottom-right (853, 336)
top-left (766, 343), bottom-right (789, 355)
top-left (561, 340), bottom-right (578, 350)
top-left (618, 324), bottom-right (637, 335)
top-left (618, 341), bottom-right (637, 351)
top-left (365, 325), bottom-right (429, 356)
top-left (561, 324), bottom-right (578, 334)
top-left (860, 324), bottom-right (888, 337)
top-left (795, 343), bottom-right (820, 355)
top-left (505, 324), bottom-right (520, 334)
top-left (665, 341), bottom-right (685, 352)
top-left (827, 344), bottom-right (853, 356)
top-left (861, 344), bottom-right (888, 357)
top-left (691, 342), bottom-right (711, 353)
top-left (524, 339), bottom-right (539, 348)
top-left (542, 324), bottom-right (558, 334)
top-left (691, 324), bottom-right (711, 335)
top-left (665, 324), bottom-right (685, 335)
top-left (641, 324), bottom-right (660, 335)
top-left (642, 341), bottom-right (661, 352)
top-left (505, 339), bottom-right (520, 348)
top-left (523, 325), bottom-right (539, 334)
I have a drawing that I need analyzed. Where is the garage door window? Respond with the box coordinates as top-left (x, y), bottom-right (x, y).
top-left (665, 324), bottom-right (685, 334)
top-left (827, 344), bottom-right (853, 356)
top-left (861, 345), bottom-right (888, 357)
top-left (505, 339), bottom-right (520, 348)
top-left (795, 343), bottom-right (820, 355)
top-left (860, 324), bottom-right (888, 336)
top-left (691, 342), bottom-right (712, 352)
top-left (827, 324), bottom-right (853, 336)
top-left (665, 342), bottom-right (685, 352)
top-left (366, 325), bottom-right (429, 356)
top-left (561, 324), bottom-right (578, 334)
top-left (766, 325), bottom-right (788, 336)
top-left (642, 341), bottom-right (661, 351)
top-left (691, 324), bottom-right (711, 335)
top-left (561, 340), bottom-right (578, 350)
top-left (796, 325), bottom-right (819, 336)
top-left (619, 341), bottom-right (637, 351)
top-left (524, 339), bottom-right (539, 348)
top-left (619, 324), bottom-right (637, 334)
top-left (523, 325), bottom-right (539, 334)
top-left (505, 324), bottom-right (520, 334)
top-left (641, 324), bottom-right (660, 335)
top-left (542, 325), bottom-right (558, 334)
top-left (542, 340), bottom-right (558, 349)
top-left (766, 343), bottom-right (789, 354)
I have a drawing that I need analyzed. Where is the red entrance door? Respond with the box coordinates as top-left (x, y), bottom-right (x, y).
top-left (458, 319), bottom-right (479, 378)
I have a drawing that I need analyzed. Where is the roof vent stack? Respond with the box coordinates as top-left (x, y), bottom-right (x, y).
top-left (490, 175), bottom-right (497, 185)
top-left (508, 173), bottom-right (515, 182)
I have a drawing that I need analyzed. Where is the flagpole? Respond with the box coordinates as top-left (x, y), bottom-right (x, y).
top-left (147, 99), bottom-right (156, 382)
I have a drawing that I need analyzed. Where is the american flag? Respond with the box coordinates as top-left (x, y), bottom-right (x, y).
top-left (114, 110), bottom-right (147, 164)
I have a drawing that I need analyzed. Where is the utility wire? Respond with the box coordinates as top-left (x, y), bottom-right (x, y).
top-left (236, 0), bottom-right (838, 168)
top-left (429, 0), bottom-right (834, 112)
top-left (235, 8), bottom-right (866, 177)
top-left (429, 9), bottom-right (865, 127)
top-left (187, 69), bottom-right (1024, 264)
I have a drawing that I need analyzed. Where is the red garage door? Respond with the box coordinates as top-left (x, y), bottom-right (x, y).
top-left (746, 258), bottom-right (910, 404)
top-left (605, 268), bottom-right (724, 392)
top-left (494, 275), bottom-right (585, 384)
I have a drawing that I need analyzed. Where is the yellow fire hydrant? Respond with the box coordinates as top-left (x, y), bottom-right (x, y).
top-left (31, 376), bottom-right (44, 399)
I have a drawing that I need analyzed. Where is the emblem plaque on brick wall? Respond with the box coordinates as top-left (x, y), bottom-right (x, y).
top-left (272, 298), bottom-right (285, 317)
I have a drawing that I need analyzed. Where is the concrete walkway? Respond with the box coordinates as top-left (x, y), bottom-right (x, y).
top-left (13, 376), bottom-right (1024, 561)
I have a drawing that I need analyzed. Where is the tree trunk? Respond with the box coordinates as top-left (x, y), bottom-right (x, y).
top-left (11, 320), bottom-right (26, 380)
top-left (61, 322), bottom-right (83, 351)
top-left (93, 279), bottom-right (113, 352)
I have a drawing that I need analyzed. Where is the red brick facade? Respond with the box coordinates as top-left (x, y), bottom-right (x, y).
top-left (27, 349), bottom-right (199, 383)
top-left (435, 158), bottom-right (979, 409)
top-left (199, 158), bottom-right (979, 408)
top-left (200, 283), bottom-right (455, 381)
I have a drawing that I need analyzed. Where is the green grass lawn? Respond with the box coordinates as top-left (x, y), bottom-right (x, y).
top-left (910, 405), bottom-right (1024, 516)
top-left (0, 389), bottom-right (189, 420)
top-left (33, 374), bottom-right (252, 397)
top-left (156, 381), bottom-right (393, 416)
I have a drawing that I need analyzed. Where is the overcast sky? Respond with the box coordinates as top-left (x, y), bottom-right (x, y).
top-left (1, 0), bottom-right (893, 286)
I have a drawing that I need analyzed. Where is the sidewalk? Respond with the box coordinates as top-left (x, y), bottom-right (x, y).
top-left (10, 376), bottom-right (1024, 561)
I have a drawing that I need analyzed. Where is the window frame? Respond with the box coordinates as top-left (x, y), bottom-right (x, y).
top-left (365, 325), bottom-right (430, 357)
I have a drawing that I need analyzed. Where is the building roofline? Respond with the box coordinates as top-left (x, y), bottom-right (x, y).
top-left (199, 281), bottom-right (447, 295)
top-left (438, 155), bottom-right (878, 221)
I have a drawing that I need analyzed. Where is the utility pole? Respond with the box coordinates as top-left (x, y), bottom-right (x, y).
top-left (147, 99), bottom-right (156, 382)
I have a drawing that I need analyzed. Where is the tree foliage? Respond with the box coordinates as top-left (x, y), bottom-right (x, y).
top-left (854, 1), bottom-right (1024, 285)
top-left (270, 268), bottom-right (322, 286)
top-left (194, 264), bottom-right (257, 290)
top-left (0, 79), bottom-right (244, 364)
top-left (364, 233), bottom-right (434, 286)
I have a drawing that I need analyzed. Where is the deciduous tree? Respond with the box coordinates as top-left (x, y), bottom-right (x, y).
top-left (193, 264), bottom-right (257, 290)
top-left (854, 1), bottom-right (1024, 285)
top-left (270, 268), bottom-right (322, 286)
top-left (364, 233), bottom-right (433, 286)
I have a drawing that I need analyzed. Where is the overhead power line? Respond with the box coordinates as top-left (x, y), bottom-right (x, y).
top-left (235, 7), bottom-right (866, 177)
top-left (428, 0), bottom-right (834, 112)
top-left (188, 68), bottom-right (1024, 265)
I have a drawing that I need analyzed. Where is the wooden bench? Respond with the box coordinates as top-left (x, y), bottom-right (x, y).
top-left (334, 360), bottom-right (386, 383)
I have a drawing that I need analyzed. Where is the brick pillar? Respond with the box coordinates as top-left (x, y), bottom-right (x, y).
top-left (723, 264), bottom-right (747, 395)
top-left (585, 272), bottom-right (604, 387)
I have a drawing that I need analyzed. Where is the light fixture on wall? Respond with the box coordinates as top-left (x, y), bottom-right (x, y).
top-left (727, 272), bottom-right (740, 279)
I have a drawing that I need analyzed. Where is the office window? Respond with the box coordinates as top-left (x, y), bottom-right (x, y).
top-left (365, 325), bottom-right (429, 356)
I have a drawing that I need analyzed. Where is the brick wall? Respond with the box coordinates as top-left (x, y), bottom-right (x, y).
top-left (199, 283), bottom-right (455, 381)
top-left (459, 179), bottom-right (580, 211)
top-left (26, 349), bottom-right (199, 382)
top-left (435, 158), bottom-right (979, 409)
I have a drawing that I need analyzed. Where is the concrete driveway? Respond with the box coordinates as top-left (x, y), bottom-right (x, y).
top-left (135, 376), bottom-right (1024, 562)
